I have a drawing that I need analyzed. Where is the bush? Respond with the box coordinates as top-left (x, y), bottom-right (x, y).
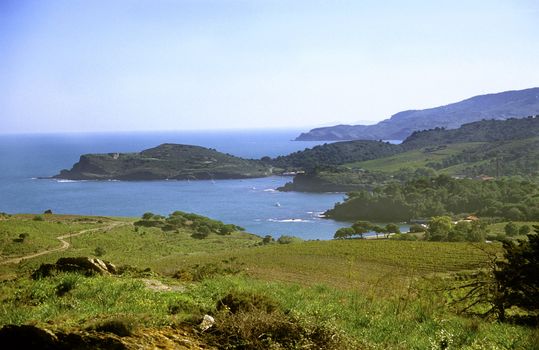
top-left (91, 317), bottom-right (134, 337)
top-left (261, 235), bottom-right (274, 244)
top-left (209, 291), bottom-right (350, 349)
top-left (519, 225), bottom-right (531, 236)
top-left (409, 223), bottom-right (425, 233)
top-left (94, 246), bottom-right (106, 257)
top-left (33, 215), bottom-right (44, 221)
top-left (504, 222), bottom-right (519, 236)
top-left (390, 233), bottom-right (417, 241)
top-left (277, 235), bottom-right (302, 244)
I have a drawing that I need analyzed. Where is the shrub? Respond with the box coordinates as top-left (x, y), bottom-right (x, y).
top-left (209, 291), bottom-right (351, 349)
top-left (504, 222), bottom-right (519, 236)
top-left (94, 246), bottom-right (106, 257)
top-left (261, 235), bottom-right (274, 244)
top-left (91, 317), bottom-right (134, 337)
top-left (519, 225), bottom-right (531, 236)
top-left (33, 215), bottom-right (44, 221)
top-left (277, 235), bottom-right (302, 244)
top-left (409, 223), bottom-right (425, 233)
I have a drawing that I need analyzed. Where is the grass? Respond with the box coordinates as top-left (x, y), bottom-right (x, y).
top-left (1, 214), bottom-right (537, 349)
top-left (0, 214), bottom-right (106, 258)
top-left (487, 221), bottom-right (539, 237)
top-left (348, 142), bottom-right (483, 173)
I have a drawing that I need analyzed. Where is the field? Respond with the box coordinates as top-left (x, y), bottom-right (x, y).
top-left (348, 142), bottom-right (483, 173)
top-left (1, 214), bottom-right (537, 349)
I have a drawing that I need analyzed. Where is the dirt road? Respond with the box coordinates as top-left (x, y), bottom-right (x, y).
top-left (0, 222), bottom-right (127, 265)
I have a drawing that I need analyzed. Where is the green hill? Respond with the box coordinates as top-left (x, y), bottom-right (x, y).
top-left (2, 213), bottom-right (537, 349)
top-left (271, 140), bottom-right (400, 171)
top-left (54, 143), bottom-right (274, 180)
top-left (281, 116), bottom-right (539, 192)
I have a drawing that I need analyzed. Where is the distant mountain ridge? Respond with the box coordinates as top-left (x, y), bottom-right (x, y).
top-left (295, 87), bottom-right (539, 141)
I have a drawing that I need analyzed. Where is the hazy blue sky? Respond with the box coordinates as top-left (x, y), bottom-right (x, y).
top-left (2, 0), bottom-right (539, 133)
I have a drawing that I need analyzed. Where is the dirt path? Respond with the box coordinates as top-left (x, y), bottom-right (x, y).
top-left (0, 222), bottom-right (128, 265)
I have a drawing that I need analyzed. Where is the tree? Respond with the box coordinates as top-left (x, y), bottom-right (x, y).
top-left (352, 221), bottom-right (372, 239)
top-left (219, 224), bottom-right (236, 235)
top-left (334, 227), bottom-right (354, 239)
top-left (384, 223), bottom-right (401, 238)
top-left (142, 212), bottom-right (155, 220)
top-left (371, 225), bottom-right (386, 239)
top-left (262, 235), bottom-right (274, 244)
top-left (409, 223), bottom-right (425, 233)
top-left (504, 222), bottom-right (519, 236)
top-left (519, 225), bottom-right (531, 236)
top-left (426, 216), bottom-right (453, 241)
top-left (494, 226), bottom-right (539, 320)
top-left (466, 221), bottom-right (487, 242)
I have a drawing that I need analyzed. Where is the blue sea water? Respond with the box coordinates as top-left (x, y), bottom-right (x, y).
top-left (0, 130), bottom-right (352, 240)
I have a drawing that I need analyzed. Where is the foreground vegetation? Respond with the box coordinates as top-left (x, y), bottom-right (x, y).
top-left (1, 213), bottom-right (538, 349)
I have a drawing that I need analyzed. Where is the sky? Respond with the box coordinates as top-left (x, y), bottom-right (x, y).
top-left (1, 0), bottom-right (539, 133)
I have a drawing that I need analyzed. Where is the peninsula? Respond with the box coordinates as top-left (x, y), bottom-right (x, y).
top-left (53, 143), bottom-right (274, 180)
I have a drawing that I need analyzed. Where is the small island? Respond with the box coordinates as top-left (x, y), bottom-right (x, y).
top-left (54, 143), bottom-right (275, 180)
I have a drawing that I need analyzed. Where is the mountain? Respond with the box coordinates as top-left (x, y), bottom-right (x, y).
top-left (295, 87), bottom-right (539, 141)
top-left (54, 143), bottom-right (274, 180)
top-left (280, 116), bottom-right (539, 192)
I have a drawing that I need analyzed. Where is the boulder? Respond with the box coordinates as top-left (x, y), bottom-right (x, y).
top-left (0, 325), bottom-right (58, 350)
top-left (199, 315), bottom-right (215, 331)
top-left (32, 257), bottom-right (117, 279)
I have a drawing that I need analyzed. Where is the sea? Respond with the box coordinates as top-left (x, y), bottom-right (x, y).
top-left (0, 129), bottom-right (355, 240)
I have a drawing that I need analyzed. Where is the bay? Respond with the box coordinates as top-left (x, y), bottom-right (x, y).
top-left (0, 130), bottom-right (351, 240)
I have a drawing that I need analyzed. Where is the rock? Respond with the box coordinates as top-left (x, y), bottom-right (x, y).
top-left (199, 315), bottom-right (215, 331)
top-left (0, 325), bottom-right (59, 350)
top-left (56, 332), bottom-right (127, 349)
top-left (32, 257), bottom-right (118, 279)
top-left (104, 261), bottom-right (117, 274)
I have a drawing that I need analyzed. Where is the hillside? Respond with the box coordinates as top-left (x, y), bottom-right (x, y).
top-left (281, 117), bottom-right (539, 192)
top-left (325, 175), bottom-right (539, 222)
top-left (54, 143), bottom-right (274, 180)
top-left (356, 116), bottom-right (539, 177)
top-left (402, 115), bottom-right (539, 148)
top-left (296, 87), bottom-right (539, 141)
top-left (2, 213), bottom-right (536, 349)
top-left (271, 140), bottom-right (400, 170)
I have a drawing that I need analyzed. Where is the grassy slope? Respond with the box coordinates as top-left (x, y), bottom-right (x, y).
top-left (349, 142), bottom-right (483, 173)
top-left (1, 214), bottom-right (537, 349)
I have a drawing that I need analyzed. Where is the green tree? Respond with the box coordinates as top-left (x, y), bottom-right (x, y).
top-left (384, 223), bottom-right (401, 238)
top-left (352, 221), bottom-right (372, 239)
top-left (519, 225), bottom-right (531, 236)
top-left (448, 221), bottom-right (468, 242)
top-left (409, 223), bottom-right (425, 233)
top-left (334, 227), bottom-right (354, 239)
top-left (219, 224), bottom-right (236, 235)
top-left (142, 212), bottom-right (155, 220)
top-left (426, 216), bottom-right (453, 241)
top-left (371, 225), bottom-right (386, 239)
top-left (466, 221), bottom-right (487, 242)
top-left (262, 235), bottom-right (274, 244)
top-left (494, 226), bottom-right (539, 320)
top-left (504, 222), bottom-right (519, 236)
